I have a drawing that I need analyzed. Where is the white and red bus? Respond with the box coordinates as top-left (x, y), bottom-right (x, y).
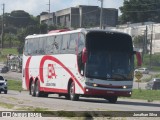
top-left (22, 28), bottom-right (141, 103)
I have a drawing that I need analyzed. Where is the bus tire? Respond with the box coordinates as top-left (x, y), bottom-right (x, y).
top-left (69, 82), bottom-right (79, 101)
top-left (35, 80), bottom-right (42, 97)
top-left (105, 96), bottom-right (118, 103)
top-left (64, 94), bottom-right (70, 100)
top-left (41, 93), bottom-right (48, 97)
top-left (30, 80), bottom-right (35, 96)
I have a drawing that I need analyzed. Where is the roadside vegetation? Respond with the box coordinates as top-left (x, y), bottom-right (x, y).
top-left (0, 48), bottom-right (18, 62)
top-left (0, 102), bottom-right (15, 109)
top-left (8, 79), bottom-right (22, 91)
top-left (131, 89), bottom-right (160, 101)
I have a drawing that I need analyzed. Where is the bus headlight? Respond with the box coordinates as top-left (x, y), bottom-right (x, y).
top-left (123, 86), bottom-right (127, 89)
top-left (93, 83), bottom-right (98, 87)
top-left (123, 85), bottom-right (132, 89)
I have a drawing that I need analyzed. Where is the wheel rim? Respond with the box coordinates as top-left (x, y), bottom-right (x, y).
top-left (70, 83), bottom-right (74, 98)
top-left (35, 82), bottom-right (39, 96)
top-left (31, 82), bottom-right (34, 95)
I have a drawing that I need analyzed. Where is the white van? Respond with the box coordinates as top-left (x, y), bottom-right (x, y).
top-left (135, 68), bottom-right (149, 74)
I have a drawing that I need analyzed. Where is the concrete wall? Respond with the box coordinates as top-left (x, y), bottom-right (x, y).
top-left (103, 8), bottom-right (118, 27)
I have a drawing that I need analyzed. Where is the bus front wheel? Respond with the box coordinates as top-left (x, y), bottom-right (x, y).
top-left (69, 82), bottom-right (79, 101)
top-left (35, 81), bottom-right (42, 97)
top-left (105, 96), bottom-right (118, 103)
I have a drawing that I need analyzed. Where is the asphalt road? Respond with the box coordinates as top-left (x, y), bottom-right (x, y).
top-left (0, 90), bottom-right (160, 112)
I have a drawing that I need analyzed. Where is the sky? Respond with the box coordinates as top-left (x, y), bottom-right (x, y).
top-left (0, 0), bottom-right (124, 16)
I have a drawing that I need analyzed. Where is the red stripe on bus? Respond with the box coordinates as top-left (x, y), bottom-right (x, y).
top-left (25, 57), bottom-right (32, 90)
top-left (40, 87), bottom-right (68, 93)
top-left (39, 56), bottom-right (84, 92)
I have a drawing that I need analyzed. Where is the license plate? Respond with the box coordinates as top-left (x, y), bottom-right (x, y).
top-left (107, 91), bottom-right (115, 94)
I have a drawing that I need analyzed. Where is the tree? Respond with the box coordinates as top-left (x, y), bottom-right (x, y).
top-left (8, 10), bottom-right (31, 27)
top-left (119, 0), bottom-right (160, 24)
top-left (133, 35), bottom-right (144, 48)
top-left (39, 23), bottom-right (48, 34)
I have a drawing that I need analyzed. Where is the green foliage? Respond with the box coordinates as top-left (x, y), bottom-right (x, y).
top-left (0, 48), bottom-right (18, 61)
top-left (131, 89), bottom-right (160, 101)
top-left (142, 54), bottom-right (160, 69)
top-left (8, 80), bottom-right (22, 91)
top-left (120, 0), bottom-right (160, 24)
top-left (133, 35), bottom-right (144, 48)
top-left (1, 10), bottom-right (70, 54)
top-left (9, 10), bottom-right (31, 27)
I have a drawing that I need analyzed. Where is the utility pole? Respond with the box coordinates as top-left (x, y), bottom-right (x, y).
top-left (47, 0), bottom-right (51, 27)
top-left (150, 24), bottom-right (153, 69)
top-left (145, 26), bottom-right (148, 54)
top-left (99, 0), bottom-right (103, 29)
top-left (1, 3), bottom-right (5, 49)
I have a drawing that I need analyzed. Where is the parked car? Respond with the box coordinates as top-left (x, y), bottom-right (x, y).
top-left (0, 66), bottom-right (9, 73)
top-left (135, 68), bottom-right (149, 74)
top-left (0, 75), bottom-right (8, 94)
top-left (145, 78), bottom-right (160, 90)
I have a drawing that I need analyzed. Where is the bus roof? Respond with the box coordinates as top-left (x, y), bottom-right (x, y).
top-left (25, 28), bottom-right (131, 39)
top-left (25, 28), bottom-right (86, 39)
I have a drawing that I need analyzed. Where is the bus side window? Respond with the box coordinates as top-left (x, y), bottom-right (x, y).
top-left (45, 36), bottom-right (55, 54)
top-left (69, 33), bottom-right (78, 54)
top-left (53, 35), bottom-right (62, 54)
top-left (78, 33), bottom-right (85, 75)
top-left (61, 34), bottom-right (70, 53)
top-left (38, 37), bottom-right (45, 55)
top-left (32, 38), bottom-right (39, 55)
top-left (24, 40), bottom-right (28, 55)
top-left (28, 39), bottom-right (34, 55)
top-left (78, 33), bottom-right (85, 53)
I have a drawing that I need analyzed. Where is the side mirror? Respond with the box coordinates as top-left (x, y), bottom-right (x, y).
top-left (82, 47), bottom-right (88, 63)
top-left (5, 79), bottom-right (7, 82)
top-left (135, 51), bottom-right (142, 67)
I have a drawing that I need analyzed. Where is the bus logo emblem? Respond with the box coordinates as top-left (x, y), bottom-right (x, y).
top-left (48, 64), bottom-right (57, 79)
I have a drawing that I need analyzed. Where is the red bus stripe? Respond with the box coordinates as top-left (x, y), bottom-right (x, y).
top-left (25, 57), bottom-right (32, 90)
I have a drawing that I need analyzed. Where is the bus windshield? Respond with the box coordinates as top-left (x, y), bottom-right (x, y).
top-left (86, 51), bottom-right (134, 80)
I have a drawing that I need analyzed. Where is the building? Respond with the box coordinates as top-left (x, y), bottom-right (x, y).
top-left (111, 22), bottom-right (160, 54)
top-left (40, 5), bottom-right (118, 29)
top-left (40, 13), bottom-right (56, 25)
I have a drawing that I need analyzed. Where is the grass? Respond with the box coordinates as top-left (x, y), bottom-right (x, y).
top-left (16, 106), bottom-right (48, 111)
top-left (8, 79), bottom-right (22, 91)
top-left (131, 89), bottom-right (160, 101)
top-left (0, 48), bottom-right (18, 62)
top-left (0, 102), bottom-right (15, 109)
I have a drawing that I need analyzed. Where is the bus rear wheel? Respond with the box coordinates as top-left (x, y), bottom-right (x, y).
top-left (30, 80), bottom-right (35, 96)
top-left (69, 82), bottom-right (79, 101)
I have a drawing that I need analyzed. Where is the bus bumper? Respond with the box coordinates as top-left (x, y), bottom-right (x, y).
top-left (83, 87), bottom-right (132, 97)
